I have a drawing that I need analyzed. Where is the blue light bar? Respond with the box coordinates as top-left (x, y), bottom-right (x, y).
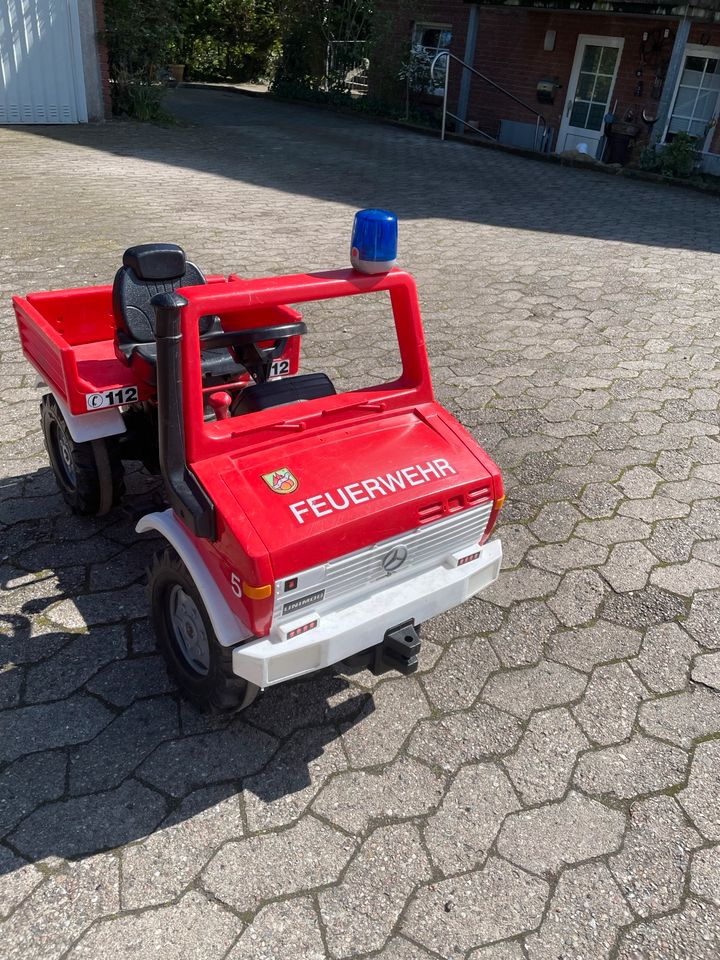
top-left (350, 209), bottom-right (398, 274)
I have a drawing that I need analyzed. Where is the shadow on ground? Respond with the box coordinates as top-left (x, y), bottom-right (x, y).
top-left (0, 464), bottom-right (371, 872)
top-left (8, 86), bottom-right (720, 255)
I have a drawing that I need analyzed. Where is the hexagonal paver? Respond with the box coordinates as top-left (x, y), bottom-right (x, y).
top-left (505, 707), bottom-right (589, 803)
top-left (679, 741), bottom-right (720, 840)
top-left (402, 857), bottom-right (549, 955)
top-left (573, 734), bottom-right (687, 800)
top-left (66, 891), bottom-right (242, 960)
top-left (639, 687), bottom-right (720, 748)
top-left (319, 823), bottom-right (431, 957)
top-left (548, 621), bottom-right (643, 673)
top-left (497, 792), bottom-right (625, 875)
top-left (616, 899), bottom-right (720, 960)
top-left (572, 662), bottom-right (646, 745)
top-left (121, 785), bottom-right (245, 910)
top-left (525, 862), bottom-right (632, 960)
top-left (690, 845), bottom-right (720, 905)
top-left (424, 763), bottom-right (520, 875)
top-left (609, 796), bottom-right (702, 917)
top-left (2, 853), bottom-right (119, 960)
top-left (225, 898), bottom-right (324, 960)
top-left (312, 756), bottom-right (445, 834)
top-left (202, 816), bottom-right (356, 911)
top-left (483, 660), bottom-right (587, 719)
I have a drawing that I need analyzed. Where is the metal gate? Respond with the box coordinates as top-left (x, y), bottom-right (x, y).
top-left (0, 0), bottom-right (88, 123)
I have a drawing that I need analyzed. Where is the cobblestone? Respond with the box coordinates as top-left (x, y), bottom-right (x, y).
top-left (2, 88), bottom-right (720, 956)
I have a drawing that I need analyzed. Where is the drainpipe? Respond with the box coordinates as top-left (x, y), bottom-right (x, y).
top-left (455, 3), bottom-right (480, 134)
top-left (652, 15), bottom-right (691, 142)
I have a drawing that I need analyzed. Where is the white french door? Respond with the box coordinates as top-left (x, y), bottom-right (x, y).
top-left (557, 35), bottom-right (624, 155)
top-left (663, 45), bottom-right (720, 150)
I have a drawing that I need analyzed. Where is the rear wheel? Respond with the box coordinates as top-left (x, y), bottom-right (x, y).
top-left (40, 394), bottom-right (124, 515)
top-left (148, 547), bottom-right (259, 714)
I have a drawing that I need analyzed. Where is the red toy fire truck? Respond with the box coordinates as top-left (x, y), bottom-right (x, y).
top-left (13, 211), bottom-right (504, 712)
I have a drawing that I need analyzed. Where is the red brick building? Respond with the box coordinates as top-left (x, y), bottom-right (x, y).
top-left (377, 0), bottom-right (720, 171)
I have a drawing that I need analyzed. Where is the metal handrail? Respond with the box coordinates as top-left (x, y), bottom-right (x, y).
top-left (430, 51), bottom-right (549, 152)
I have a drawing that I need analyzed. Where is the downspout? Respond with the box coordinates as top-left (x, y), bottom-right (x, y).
top-left (652, 13), bottom-right (691, 142)
top-left (455, 3), bottom-right (480, 134)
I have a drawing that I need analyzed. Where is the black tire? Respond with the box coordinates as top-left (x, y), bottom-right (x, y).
top-left (40, 394), bottom-right (125, 516)
top-left (148, 547), bottom-right (259, 714)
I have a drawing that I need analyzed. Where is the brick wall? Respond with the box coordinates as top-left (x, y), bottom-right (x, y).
top-left (94, 0), bottom-right (112, 119)
top-left (377, 2), bottom-right (720, 153)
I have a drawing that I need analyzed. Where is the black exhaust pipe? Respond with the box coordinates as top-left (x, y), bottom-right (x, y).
top-left (152, 292), bottom-right (216, 540)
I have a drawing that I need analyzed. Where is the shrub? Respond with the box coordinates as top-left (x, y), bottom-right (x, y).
top-left (637, 132), bottom-right (700, 179)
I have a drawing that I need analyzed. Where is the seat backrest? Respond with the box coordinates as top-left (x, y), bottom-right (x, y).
top-left (112, 242), bottom-right (211, 343)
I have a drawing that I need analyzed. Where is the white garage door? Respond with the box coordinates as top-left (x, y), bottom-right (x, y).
top-left (0, 0), bottom-right (88, 123)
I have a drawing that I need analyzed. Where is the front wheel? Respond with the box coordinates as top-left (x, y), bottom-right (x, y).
top-left (40, 394), bottom-right (124, 515)
top-left (148, 547), bottom-right (259, 714)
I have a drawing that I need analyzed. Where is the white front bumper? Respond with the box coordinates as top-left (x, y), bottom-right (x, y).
top-left (232, 538), bottom-right (502, 687)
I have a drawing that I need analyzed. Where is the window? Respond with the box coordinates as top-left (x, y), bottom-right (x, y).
top-left (411, 22), bottom-right (452, 95)
top-left (666, 50), bottom-right (720, 143)
top-left (569, 44), bottom-right (620, 131)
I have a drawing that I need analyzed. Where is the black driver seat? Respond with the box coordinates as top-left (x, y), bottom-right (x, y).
top-left (112, 243), bottom-right (242, 385)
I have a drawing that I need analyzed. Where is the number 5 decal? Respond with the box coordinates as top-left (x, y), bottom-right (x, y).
top-left (230, 572), bottom-right (243, 597)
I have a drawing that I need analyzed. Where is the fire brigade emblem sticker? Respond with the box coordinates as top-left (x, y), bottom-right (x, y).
top-left (382, 545), bottom-right (408, 574)
top-left (262, 467), bottom-right (299, 495)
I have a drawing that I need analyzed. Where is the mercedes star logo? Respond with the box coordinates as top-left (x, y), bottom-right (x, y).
top-left (382, 545), bottom-right (408, 574)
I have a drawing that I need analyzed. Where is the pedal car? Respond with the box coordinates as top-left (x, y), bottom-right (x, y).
top-left (13, 211), bottom-right (504, 712)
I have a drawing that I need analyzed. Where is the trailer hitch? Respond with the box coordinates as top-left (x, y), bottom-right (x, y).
top-left (373, 620), bottom-right (421, 676)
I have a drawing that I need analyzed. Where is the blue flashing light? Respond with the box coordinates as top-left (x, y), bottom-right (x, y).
top-left (350, 209), bottom-right (398, 275)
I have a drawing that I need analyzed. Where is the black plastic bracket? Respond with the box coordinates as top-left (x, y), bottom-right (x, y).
top-left (372, 620), bottom-right (421, 676)
top-left (151, 292), bottom-right (217, 541)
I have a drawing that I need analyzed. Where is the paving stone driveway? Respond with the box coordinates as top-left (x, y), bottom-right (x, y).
top-left (1, 87), bottom-right (720, 959)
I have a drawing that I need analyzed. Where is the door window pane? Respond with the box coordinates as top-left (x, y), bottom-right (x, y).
top-left (667, 53), bottom-right (720, 143)
top-left (576, 72), bottom-right (596, 100)
top-left (587, 102), bottom-right (606, 130)
top-left (571, 43), bottom-right (620, 132)
top-left (580, 45), bottom-right (602, 73)
top-left (570, 101), bottom-right (590, 127)
top-left (594, 74), bottom-right (612, 102)
top-left (599, 47), bottom-right (619, 73)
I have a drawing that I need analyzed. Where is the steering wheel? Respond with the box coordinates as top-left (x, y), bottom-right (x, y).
top-left (199, 321), bottom-right (307, 383)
